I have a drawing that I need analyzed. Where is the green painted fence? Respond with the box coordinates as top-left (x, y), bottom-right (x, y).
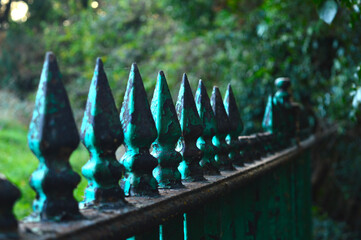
top-left (0, 52), bottom-right (333, 240)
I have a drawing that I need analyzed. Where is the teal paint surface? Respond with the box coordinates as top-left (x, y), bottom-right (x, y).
top-left (119, 63), bottom-right (159, 196)
top-left (210, 87), bottom-right (234, 171)
top-left (233, 187), bottom-right (246, 239)
top-left (220, 194), bottom-right (235, 239)
top-left (194, 80), bottom-right (220, 175)
top-left (175, 74), bottom-right (205, 181)
top-left (150, 71), bottom-right (183, 189)
top-left (80, 58), bottom-right (126, 206)
top-left (28, 52), bottom-right (81, 221)
top-left (204, 198), bottom-right (221, 239)
top-left (224, 84), bottom-right (244, 167)
top-left (160, 215), bottom-right (184, 240)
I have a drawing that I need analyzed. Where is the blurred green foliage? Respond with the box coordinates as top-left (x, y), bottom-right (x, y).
top-left (1, 0), bottom-right (361, 131)
top-left (313, 206), bottom-right (360, 240)
top-left (1, 0), bottom-right (361, 237)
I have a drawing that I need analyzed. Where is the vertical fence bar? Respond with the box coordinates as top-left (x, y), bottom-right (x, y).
top-left (233, 186), bottom-right (246, 239)
top-left (204, 198), bottom-right (221, 239)
top-left (184, 207), bottom-right (205, 240)
top-left (160, 215), bottom-right (184, 240)
top-left (295, 151), bottom-right (312, 240)
top-left (220, 193), bottom-right (235, 239)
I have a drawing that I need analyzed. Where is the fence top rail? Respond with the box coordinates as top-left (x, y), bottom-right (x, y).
top-left (18, 126), bottom-right (336, 240)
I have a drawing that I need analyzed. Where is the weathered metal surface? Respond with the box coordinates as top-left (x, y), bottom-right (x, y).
top-left (194, 80), bottom-right (220, 175)
top-left (17, 128), bottom-right (335, 240)
top-left (119, 63), bottom-right (159, 196)
top-left (28, 52), bottom-right (81, 221)
top-left (150, 71), bottom-right (183, 189)
top-left (0, 174), bottom-right (20, 239)
top-left (175, 74), bottom-right (205, 182)
top-left (224, 84), bottom-right (244, 167)
top-left (211, 87), bottom-right (235, 171)
top-left (80, 58), bottom-right (126, 206)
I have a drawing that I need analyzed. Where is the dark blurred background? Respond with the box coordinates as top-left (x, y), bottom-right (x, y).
top-left (1, 0), bottom-right (361, 239)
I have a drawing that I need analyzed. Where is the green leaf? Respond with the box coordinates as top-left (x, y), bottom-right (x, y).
top-left (318, 0), bottom-right (338, 24)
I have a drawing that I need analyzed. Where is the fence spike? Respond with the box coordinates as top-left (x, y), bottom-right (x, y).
top-left (176, 74), bottom-right (205, 181)
top-left (211, 87), bottom-right (235, 171)
top-left (224, 84), bottom-right (244, 167)
top-left (150, 71), bottom-right (183, 188)
top-left (194, 80), bottom-right (220, 175)
top-left (120, 63), bottom-right (159, 196)
top-left (272, 77), bottom-right (299, 147)
top-left (28, 52), bottom-right (81, 221)
top-left (80, 58), bottom-right (126, 206)
top-left (0, 174), bottom-right (20, 238)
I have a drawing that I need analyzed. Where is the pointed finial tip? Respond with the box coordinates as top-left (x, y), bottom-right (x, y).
top-left (198, 79), bottom-right (205, 89)
top-left (182, 73), bottom-right (189, 85)
top-left (45, 51), bottom-right (56, 62)
top-left (96, 57), bottom-right (103, 67)
top-left (159, 70), bottom-right (165, 77)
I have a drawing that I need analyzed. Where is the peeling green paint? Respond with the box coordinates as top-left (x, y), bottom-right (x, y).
top-left (150, 71), bottom-right (183, 189)
top-left (28, 52), bottom-right (81, 221)
top-left (119, 63), bottom-right (159, 196)
top-left (194, 80), bottom-right (220, 175)
top-left (80, 58), bottom-right (126, 206)
top-left (175, 74), bottom-right (205, 182)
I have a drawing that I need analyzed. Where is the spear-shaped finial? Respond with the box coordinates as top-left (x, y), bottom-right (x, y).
top-left (80, 58), bottom-right (126, 206)
top-left (0, 174), bottom-right (21, 238)
top-left (176, 74), bottom-right (205, 181)
top-left (224, 84), bottom-right (244, 167)
top-left (28, 52), bottom-right (81, 220)
top-left (120, 63), bottom-right (159, 196)
top-left (211, 86), bottom-right (235, 171)
top-left (195, 80), bottom-right (220, 175)
top-left (151, 71), bottom-right (183, 188)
